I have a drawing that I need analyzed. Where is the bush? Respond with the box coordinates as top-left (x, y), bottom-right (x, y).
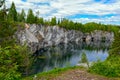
top-left (0, 44), bottom-right (32, 80)
top-left (89, 54), bottom-right (120, 77)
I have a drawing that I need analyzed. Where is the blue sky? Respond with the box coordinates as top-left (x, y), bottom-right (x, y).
top-left (6, 0), bottom-right (120, 25)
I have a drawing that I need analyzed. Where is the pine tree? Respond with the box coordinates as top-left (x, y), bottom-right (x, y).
top-left (7, 2), bottom-right (17, 21)
top-left (34, 11), bottom-right (40, 24)
top-left (57, 19), bottom-right (60, 25)
top-left (18, 9), bottom-right (26, 22)
top-left (26, 9), bottom-right (35, 24)
top-left (80, 52), bottom-right (89, 68)
top-left (38, 17), bottom-right (44, 24)
top-left (50, 17), bottom-right (56, 26)
top-left (0, 10), bottom-right (6, 21)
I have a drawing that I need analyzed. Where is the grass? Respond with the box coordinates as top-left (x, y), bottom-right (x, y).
top-left (23, 66), bottom-right (85, 80)
top-left (22, 65), bottom-right (120, 80)
top-left (89, 55), bottom-right (120, 77)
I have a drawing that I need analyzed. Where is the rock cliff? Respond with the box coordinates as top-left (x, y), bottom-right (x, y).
top-left (16, 24), bottom-right (114, 52)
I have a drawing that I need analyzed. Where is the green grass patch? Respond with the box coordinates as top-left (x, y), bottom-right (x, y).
top-left (23, 66), bottom-right (85, 80)
top-left (89, 55), bottom-right (120, 77)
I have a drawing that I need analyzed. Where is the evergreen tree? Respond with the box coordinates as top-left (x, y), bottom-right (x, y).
top-left (18, 9), bottom-right (26, 22)
top-left (80, 52), bottom-right (89, 68)
top-left (50, 17), bottom-right (56, 26)
top-left (0, 10), bottom-right (5, 21)
top-left (34, 11), bottom-right (39, 24)
top-left (26, 9), bottom-right (35, 24)
top-left (38, 17), bottom-right (44, 24)
top-left (17, 12), bottom-right (20, 22)
top-left (7, 2), bottom-right (17, 21)
top-left (68, 20), bottom-right (74, 30)
top-left (57, 19), bottom-right (60, 25)
top-left (44, 19), bottom-right (51, 25)
top-left (59, 18), bottom-right (69, 28)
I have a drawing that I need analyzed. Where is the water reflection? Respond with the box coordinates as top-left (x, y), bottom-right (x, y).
top-left (29, 41), bottom-right (111, 75)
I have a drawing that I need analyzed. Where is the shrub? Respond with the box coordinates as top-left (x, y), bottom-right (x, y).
top-left (89, 55), bottom-right (120, 77)
top-left (0, 44), bottom-right (32, 80)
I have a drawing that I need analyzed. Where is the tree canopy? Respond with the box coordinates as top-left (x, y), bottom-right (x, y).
top-left (26, 9), bottom-right (35, 24)
top-left (18, 9), bottom-right (26, 22)
top-left (7, 2), bottom-right (17, 21)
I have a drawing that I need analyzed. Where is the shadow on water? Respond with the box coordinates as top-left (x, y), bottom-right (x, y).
top-left (27, 41), bottom-right (112, 76)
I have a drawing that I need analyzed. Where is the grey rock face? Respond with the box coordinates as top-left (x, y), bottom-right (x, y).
top-left (16, 24), bottom-right (114, 52)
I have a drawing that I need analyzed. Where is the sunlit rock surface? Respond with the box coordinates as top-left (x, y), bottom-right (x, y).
top-left (16, 24), bottom-right (114, 52)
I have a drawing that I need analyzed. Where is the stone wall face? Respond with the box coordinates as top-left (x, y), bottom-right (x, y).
top-left (16, 24), bottom-right (114, 52)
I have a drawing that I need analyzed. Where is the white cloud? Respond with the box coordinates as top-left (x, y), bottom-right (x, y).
top-left (5, 0), bottom-right (120, 25)
top-left (73, 15), bottom-right (120, 25)
top-left (27, 0), bottom-right (50, 3)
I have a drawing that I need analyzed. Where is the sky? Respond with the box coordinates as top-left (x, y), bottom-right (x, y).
top-left (5, 0), bottom-right (120, 25)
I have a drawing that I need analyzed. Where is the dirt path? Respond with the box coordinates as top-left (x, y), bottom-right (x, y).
top-left (33, 68), bottom-right (119, 80)
top-left (52, 69), bottom-right (118, 80)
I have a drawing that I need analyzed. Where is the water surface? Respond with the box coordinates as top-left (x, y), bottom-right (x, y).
top-left (29, 41), bottom-right (111, 75)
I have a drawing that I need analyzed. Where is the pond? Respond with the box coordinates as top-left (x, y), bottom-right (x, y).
top-left (27, 41), bottom-right (111, 75)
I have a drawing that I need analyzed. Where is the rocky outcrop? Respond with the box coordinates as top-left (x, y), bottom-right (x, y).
top-left (16, 24), bottom-right (114, 52)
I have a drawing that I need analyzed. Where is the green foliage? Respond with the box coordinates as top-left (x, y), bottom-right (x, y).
top-left (109, 31), bottom-right (120, 55)
top-left (34, 11), bottom-right (41, 24)
top-left (0, 44), bottom-right (32, 80)
top-left (0, 10), bottom-right (6, 21)
top-left (80, 52), bottom-right (89, 68)
top-left (0, 46), bottom-right (21, 80)
top-left (89, 55), bottom-right (120, 77)
top-left (0, 1), bottom-right (32, 79)
top-left (0, 20), bottom-right (17, 38)
top-left (89, 30), bottom-right (120, 77)
top-left (17, 9), bottom-right (26, 22)
top-left (7, 2), bottom-right (17, 21)
top-left (59, 18), bottom-right (69, 29)
top-left (37, 17), bottom-right (44, 24)
top-left (44, 20), bottom-right (51, 26)
top-left (26, 9), bottom-right (35, 24)
top-left (0, 8), bottom-right (32, 79)
top-left (50, 17), bottom-right (57, 26)
top-left (23, 66), bottom-right (84, 80)
top-left (80, 52), bottom-right (88, 63)
top-left (58, 19), bottom-right (119, 33)
top-left (0, 38), bottom-right (16, 47)
top-left (0, 65), bottom-right (21, 80)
